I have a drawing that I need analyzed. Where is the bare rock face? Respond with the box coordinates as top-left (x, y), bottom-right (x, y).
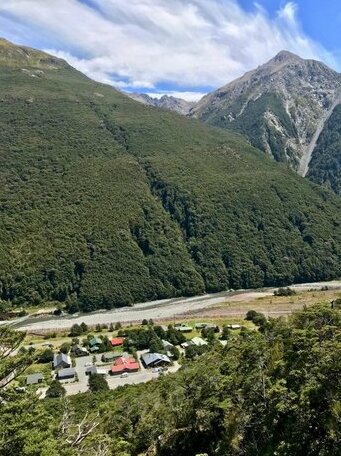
top-left (190, 51), bottom-right (341, 172)
top-left (126, 92), bottom-right (195, 115)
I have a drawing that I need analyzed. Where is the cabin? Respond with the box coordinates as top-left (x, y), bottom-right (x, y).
top-left (57, 367), bottom-right (76, 380)
top-left (174, 323), bottom-right (193, 333)
top-left (110, 337), bottom-right (124, 347)
top-left (101, 352), bottom-right (124, 363)
top-left (26, 373), bottom-right (44, 385)
top-left (191, 337), bottom-right (208, 347)
top-left (85, 365), bottom-right (107, 376)
top-left (52, 353), bottom-right (71, 370)
top-left (71, 345), bottom-right (89, 357)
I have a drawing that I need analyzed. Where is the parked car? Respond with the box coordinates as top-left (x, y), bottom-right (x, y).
top-left (84, 362), bottom-right (93, 367)
top-left (120, 372), bottom-right (128, 378)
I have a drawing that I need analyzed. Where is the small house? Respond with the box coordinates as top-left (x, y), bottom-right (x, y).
top-left (85, 365), bottom-right (107, 376)
top-left (71, 345), bottom-right (89, 357)
top-left (89, 337), bottom-right (102, 352)
top-left (101, 352), bottom-right (123, 363)
top-left (57, 367), bottom-right (76, 380)
top-left (180, 340), bottom-right (194, 349)
top-left (141, 353), bottom-right (171, 368)
top-left (26, 373), bottom-right (44, 385)
top-left (191, 337), bottom-right (208, 347)
top-left (174, 323), bottom-right (193, 333)
top-left (195, 322), bottom-right (216, 330)
top-left (162, 340), bottom-right (174, 349)
top-left (53, 353), bottom-right (71, 370)
top-left (110, 337), bottom-right (124, 347)
top-left (227, 324), bottom-right (241, 330)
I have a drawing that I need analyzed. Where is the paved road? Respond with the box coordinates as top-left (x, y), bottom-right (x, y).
top-left (6, 280), bottom-right (341, 332)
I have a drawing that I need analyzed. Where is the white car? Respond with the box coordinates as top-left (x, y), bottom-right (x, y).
top-left (84, 362), bottom-right (93, 367)
top-left (120, 372), bottom-right (128, 378)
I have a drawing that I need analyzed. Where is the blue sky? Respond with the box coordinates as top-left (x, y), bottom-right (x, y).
top-left (0, 1), bottom-right (340, 100)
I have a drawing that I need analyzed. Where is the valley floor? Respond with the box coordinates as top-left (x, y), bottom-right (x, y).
top-left (7, 280), bottom-right (341, 332)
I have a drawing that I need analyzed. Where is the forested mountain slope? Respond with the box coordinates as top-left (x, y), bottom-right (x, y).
top-left (191, 51), bottom-right (341, 171)
top-left (1, 39), bottom-right (341, 311)
top-left (307, 104), bottom-right (341, 194)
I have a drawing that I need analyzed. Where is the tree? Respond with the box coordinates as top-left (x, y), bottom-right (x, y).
top-left (245, 310), bottom-right (258, 321)
top-left (142, 319), bottom-right (148, 326)
top-left (60, 343), bottom-right (71, 354)
top-left (154, 325), bottom-right (166, 340)
top-left (0, 326), bottom-right (32, 395)
top-left (221, 326), bottom-right (230, 340)
top-left (115, 322), bottom-right (122, 330)
top-left (70, 324), bottom-right (82, 337)
top-left (169, 345), bottom-right (180, 360)
top-left (80, 322), bottom-right (88, 333)
top-left (149, 337), bottom-right (164, 353)
top-left (274, 287), bottom-right (296, 296)
top-left (88, 374), bottom-right (109, 393)
top-left (38, 348), bottom-right (54, 363)
top-left (46, 380), bottom-right (66, 398)
top-left (95, 324), bottom-right (102, 332)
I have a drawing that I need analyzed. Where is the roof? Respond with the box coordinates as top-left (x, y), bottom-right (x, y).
top-left (141, 353), bottom-right (171, 366)
top-left (72, 344), bottom-right (88, 352)
top-left (195, 322), bottom-right (216, 329)
top-left (111, 357), bottom-right (139, 373)
top-left (110, 337), bottom-right (124, 346)
top-left (181, 341), bottom-right (194, 348)
top-left (162, 340), bottom-right (174, 348)
top-left (175, 324), bottom-right (193, 332)
top-left (227, 324), bottom-right (241, 329)
top-left (53, 353), bottom-right (71, 367)
top-left (89, 337), bottom-right (102, 346)
top-left (57, 367), bottom-right (76, 378)
top-left (191, 337), bottom-right (208, 346)
top-left (102, 351), bottom-right (123, 360)
top-left (85, 365), bottom-right (107, 375)
top-left (26, 373), bottom-right (44, 385)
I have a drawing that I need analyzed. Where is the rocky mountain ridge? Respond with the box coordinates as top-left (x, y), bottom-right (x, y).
top-left (126, 92), bottom-right (194, 115)
top-left (190, 50), bottom-right (341, 172)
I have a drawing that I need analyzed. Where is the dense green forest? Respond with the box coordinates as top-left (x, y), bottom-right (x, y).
top-left (1, 303), bottom-right (340, 455)
top-left (197, 92), bottom-right (299, 166)
top-left (1, 39), bottom-right (341, 312)
top-left (308, 104), bottom-right (341, 194)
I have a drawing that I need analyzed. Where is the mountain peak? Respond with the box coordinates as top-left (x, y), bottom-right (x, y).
top-left (271, 50), bottom-right (302, 63)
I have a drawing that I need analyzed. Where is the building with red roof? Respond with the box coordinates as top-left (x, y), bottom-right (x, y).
top-left (110, 356), bottom-right (139, 375)
top-left (110, 337), bottom-right (125, 347)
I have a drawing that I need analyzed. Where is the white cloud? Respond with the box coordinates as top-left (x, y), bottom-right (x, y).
top-left (0, 0), bottom-right (337, 98)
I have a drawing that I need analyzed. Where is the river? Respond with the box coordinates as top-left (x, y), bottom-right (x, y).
top-left (3, 279), bottom-right (341, 332)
